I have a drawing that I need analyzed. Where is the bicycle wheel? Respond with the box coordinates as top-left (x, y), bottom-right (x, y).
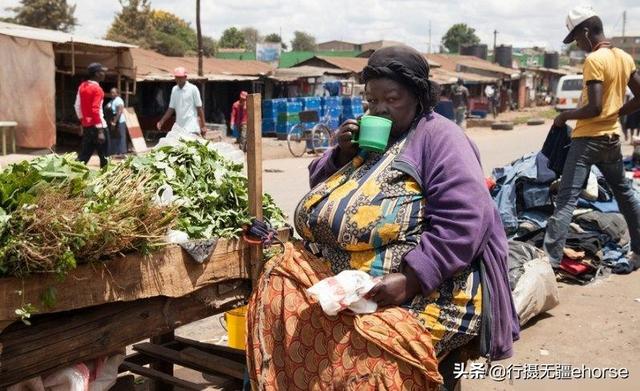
top-left (311, 124), bottom-right (332, 155)
top-left (287, 123), bottom-right (308, 157)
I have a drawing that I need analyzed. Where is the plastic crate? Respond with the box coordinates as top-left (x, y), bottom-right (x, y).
top-left (277, 112), bottom-right (301, 123)
top-left (262, 107), bottom-right (279, 119)
top-left (276, 121), bottom-right (301, 135)
top-left (323, 96), bottom-right (342, 106)
top-left (262, 118), bottom-right (277, 134)
top-left (278, 101), bottom-right (303, 113)
top-left (325, 106), bottom-right (342, 117)
top-left (342, 96), bottom-right (363, 106)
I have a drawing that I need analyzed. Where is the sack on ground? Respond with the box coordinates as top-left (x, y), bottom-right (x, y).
top-left (512, 256), bottom-right (560, 326)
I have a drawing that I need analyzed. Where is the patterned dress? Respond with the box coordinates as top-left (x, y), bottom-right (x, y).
top-left (295, 135), bottom-right (483, 355)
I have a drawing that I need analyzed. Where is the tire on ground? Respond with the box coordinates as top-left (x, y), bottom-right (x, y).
top-left (527, 118), bottom-right (545, 126)
top-left (491, 121), bottom-right (515, 130)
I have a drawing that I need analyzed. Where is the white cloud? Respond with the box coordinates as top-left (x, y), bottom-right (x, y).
top-left (1, 0), bottom-right (638, 51)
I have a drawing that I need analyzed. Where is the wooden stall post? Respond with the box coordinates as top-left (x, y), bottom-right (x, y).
top-left (149, 333), bottom-right (174, 391)
top-left (246, 94), bottom-right (263, 282)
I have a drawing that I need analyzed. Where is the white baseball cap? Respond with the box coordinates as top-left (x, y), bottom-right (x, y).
top-left (563, 5), bottom-right (598, 44)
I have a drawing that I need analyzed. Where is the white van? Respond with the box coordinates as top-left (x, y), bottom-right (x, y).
top-left (555, 75), bottom-right (583, 111)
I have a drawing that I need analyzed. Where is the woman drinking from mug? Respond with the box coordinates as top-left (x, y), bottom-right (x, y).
top-left (247, 45), bottom-right (519, 390)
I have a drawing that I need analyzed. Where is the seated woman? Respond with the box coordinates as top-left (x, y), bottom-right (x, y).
top-left (247, 46), bottom-right (519, 390)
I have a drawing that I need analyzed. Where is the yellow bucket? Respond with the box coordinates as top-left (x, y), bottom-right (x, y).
top-left (225, 306), bottom-right (247, 350)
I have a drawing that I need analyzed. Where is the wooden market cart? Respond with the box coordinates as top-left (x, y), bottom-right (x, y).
top-left (0, 94), bottom-right (273, 389)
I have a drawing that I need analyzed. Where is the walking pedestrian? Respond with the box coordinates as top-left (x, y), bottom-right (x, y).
top-left (450, 78), bottom-right (469, 127)
top-left (230, 91), bottom-right (248, 151)
top-left (545, 6), bottom-right (640, 269)
top-left (75, 62), bottom-right (109, 168)
top-left (157, 67), bottom-right (206, 137)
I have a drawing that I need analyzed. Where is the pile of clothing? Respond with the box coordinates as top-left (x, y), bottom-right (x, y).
top-left (490, 125), bottom-right (638, 285)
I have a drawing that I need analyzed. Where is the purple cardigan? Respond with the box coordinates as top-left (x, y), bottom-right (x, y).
top-left (308, 112), bottom-right (520, 360)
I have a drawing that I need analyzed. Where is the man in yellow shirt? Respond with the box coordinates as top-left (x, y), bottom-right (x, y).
top-left (545, 6), bottom-right (640, 268)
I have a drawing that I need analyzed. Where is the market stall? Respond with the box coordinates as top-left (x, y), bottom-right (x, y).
top-left (0, 94), bottom-right (279, 388)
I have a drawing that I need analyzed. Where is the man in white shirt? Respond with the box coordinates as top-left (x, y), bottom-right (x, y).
top-left (484, 84), bottom-right (499, 118)
top-left (157, 67), bottom-right (206, 136)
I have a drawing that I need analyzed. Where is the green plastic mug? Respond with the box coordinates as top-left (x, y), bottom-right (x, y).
top-left (354, 115), bottom-right (393, 152)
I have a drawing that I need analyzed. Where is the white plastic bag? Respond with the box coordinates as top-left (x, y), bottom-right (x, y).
top-left (155, 124), bottom-right (200, 149)
top-left (512, 257), bottom-right (560, 326)
top-left (89, 354), bottom-right (125, 391)
top-left (7, 354), bottom-right (124, 391)
top-left (166, 229), bottom-right (189, 243)
top-left (209, 141), bottom-right (244, 164)
top-left (42, 364), bottom-right (90, 391)
top-left (307, 270), bottom-right (378, 316)
top-left (154, 184), bottom-right (174, 206)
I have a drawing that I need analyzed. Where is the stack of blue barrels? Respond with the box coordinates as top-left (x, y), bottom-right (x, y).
top-left (322, 96), bottom-right (342, 130)
top-left (275, 100), bottom-right (302, 139)
top-left (341, 96), bottom-right (365, 122)
top-left (261, 98), bottom-right (284, 136)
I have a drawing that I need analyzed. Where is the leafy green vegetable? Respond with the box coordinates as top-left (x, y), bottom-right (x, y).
top-left (103, 140), bottom-right (286, 239)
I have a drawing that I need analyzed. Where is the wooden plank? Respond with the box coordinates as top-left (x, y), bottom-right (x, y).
top-left (123, 107), bottom-right (148, 153)
top-left (133, 343), bottom-right (245, 380)
top-left (120, 361), bottom-right (204, 390)
top-left (150, 332), bottom-right (175, 391)
top-left (122, 340), bottom-right (181, 367)
top-left (0, 281), bottom-right (251, 386)
top-left (174, 336), bottom-right (246, 364)
top-left (0, 240), bottom-right (250, 326)
top-left (246, 93), bottom-right (264, 283)
top-left (180, 347), bottom-right (245, 380)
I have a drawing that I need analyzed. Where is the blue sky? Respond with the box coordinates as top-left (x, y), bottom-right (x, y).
top-left (1, 1), bottom-right (638, 51)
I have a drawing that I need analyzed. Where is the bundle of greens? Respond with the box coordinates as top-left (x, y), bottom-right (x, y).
top-left (0, 155), bottom-right (176, 278)
top-left (104, 140), bottom-right (286, 239)
top-left (0, 140), bottom-right (287, 278)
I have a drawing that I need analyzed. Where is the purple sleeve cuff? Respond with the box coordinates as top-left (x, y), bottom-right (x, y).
top-left (403, 248), bottom-right (443, 295)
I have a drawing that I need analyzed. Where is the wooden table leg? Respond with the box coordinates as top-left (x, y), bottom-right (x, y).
top-left (150, 331), bottom-right (175, 391)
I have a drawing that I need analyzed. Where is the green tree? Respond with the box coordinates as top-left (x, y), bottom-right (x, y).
top-left (106, 0), bottom-right (155, 48)
top-left (291, 31), bottom-right (316, 51)
top-left (241, 27), bottom-right (260, 51)
top-left (264, 33), bottom-right (287, 50)
top-left (202, 36), bottom-right (217, 56)
top-left (106, 2), bottom-right (216, 57)
top-left (151, 10), bottom-right (197, 50)
top-left (441, 23), bottom-right (480, 53)
top-left (219, 27), bottom-right (246, 49)
top-left (4, 0), bottom-right (76, 32)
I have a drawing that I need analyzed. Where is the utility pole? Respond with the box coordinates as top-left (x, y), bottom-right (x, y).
top-left (428, 20), bottom-right (432, 54)
top-left (622, 10), bottom-right (627, 37)
top-left (196, 0), bottom-right (203, 77)
top-left (493, 29), bottom-right (498, 63)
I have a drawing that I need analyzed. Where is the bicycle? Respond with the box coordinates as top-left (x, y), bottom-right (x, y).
top-left (287, 110), bottom-right (333, 157)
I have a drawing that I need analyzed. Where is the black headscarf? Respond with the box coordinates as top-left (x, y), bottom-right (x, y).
top-left (361, 45), bottom-right (439, 113)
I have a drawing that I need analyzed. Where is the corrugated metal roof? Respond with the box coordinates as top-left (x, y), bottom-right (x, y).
top-left (0, 21), bottom-right (135, 48)
top-left (426, 54), bottom-right (520, 78)
top-left (430, 68), bottom-right (498, 85)
top-left (522, 66), bottom-right (572, 76)
top-left (355, 50), bottom-right (440, 68)
top-left (132, 48), bottom-right (274, 81)
top-left (269, 65), bottom-right (351, 81)
top-left (294, 56), bottom-right (369, 73)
